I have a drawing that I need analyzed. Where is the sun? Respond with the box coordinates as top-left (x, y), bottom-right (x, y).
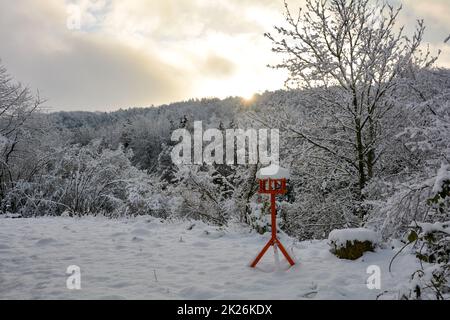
top-left (241, 92), bottom-right (255, 102)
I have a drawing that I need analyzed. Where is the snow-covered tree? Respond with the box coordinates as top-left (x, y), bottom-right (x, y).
top-left (265, 0), bottom-right (437, 198)
top-left (0, 63), bottom-right (43, 203)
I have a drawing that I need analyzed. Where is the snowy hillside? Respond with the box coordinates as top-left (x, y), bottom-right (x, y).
top-left (0, 217), bottom-right (420, 300)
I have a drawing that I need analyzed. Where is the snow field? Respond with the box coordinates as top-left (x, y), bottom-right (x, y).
top-left (0, 217), bottom-right (420, 300)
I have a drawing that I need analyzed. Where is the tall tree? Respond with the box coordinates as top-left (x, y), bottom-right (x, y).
top-left (266, 0), bottom-right (437, 199)
top-left (0, 63), bottom-right (42, 199)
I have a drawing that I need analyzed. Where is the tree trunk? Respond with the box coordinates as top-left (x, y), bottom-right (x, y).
top-left (366, 118), bottom-right (376, 180)
top-left (355, 118), bottom-right (366, 196)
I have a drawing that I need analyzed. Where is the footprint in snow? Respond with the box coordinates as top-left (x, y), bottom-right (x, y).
top-left (60, 256), bottom-right (76, 261)
top-left (300, 291), bottom-right (318, 299)
top-left (34, 282), bottom-right (48, 290)
top-left (109, 281), bottom-right (133, 289)
top-left (132, 236), bottom-right (144, 242)
top-left (201, 230), bottom-right (226, 239)
top-left (35, 238), bottom-right (57, 246)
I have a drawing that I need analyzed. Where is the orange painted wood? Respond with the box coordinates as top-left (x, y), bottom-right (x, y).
top-left (250, 178), bottom-right (296, 268)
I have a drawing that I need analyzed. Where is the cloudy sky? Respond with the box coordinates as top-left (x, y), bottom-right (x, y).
top-left (0, 0), bottom-right (449, 111)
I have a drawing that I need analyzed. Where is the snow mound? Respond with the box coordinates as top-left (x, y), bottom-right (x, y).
top-left (432, 164), bottom-right (450, 194)
top-left (416, 221), bottom-right (450, 235)
top-left (328, 228), bottom-right (380, 247)
top-left (256, 164), bottom-right (290, 179)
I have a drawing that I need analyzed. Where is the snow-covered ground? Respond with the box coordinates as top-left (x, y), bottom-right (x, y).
top-left (0, 217), bottom-right (420, 300)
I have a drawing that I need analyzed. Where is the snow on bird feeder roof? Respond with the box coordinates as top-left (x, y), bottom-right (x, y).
top-left (256, 164), bottom-right (290, 180)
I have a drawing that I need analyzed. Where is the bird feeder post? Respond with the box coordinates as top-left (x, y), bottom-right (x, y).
top-left (250, 165), bottom-right (296, 268)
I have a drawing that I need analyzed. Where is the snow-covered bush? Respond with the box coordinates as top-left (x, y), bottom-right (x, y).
top-left (328, 228), bottom-right (380, 260)
top-left (386, 173), bottom-right (450, 300)
top-left (365, 67), bottom-right (450, 239)
top-left (248, 200), bottom-right (271, 235)
top-left (123, 176), bottom-right (175, 218)
top-left (1, 142), bottom-right (155, 217)
top-left (395, 221), bottom-right (450, 300)
top-left (171, 165), bottom-right (231, 225)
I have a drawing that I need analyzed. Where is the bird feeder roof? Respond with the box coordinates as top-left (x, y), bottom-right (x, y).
top-left (256, 164), bottom-right (290, 179)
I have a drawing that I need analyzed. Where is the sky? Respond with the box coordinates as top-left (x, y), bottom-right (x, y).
top-left (0, 0), bottom-right (449, 112)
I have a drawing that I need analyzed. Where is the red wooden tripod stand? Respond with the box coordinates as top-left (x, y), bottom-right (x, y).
top-left (250, 178), bottom-right (295, 268)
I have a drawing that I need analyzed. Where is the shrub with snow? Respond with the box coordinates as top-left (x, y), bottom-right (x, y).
top-left (397, 178), bottom-right (450, 300)
top-left (249, 201), bottom-right (271, 235)
top-left (328, 228), bottom-right (380, 260)
top-left (396, 222), bottom-right (450, 300)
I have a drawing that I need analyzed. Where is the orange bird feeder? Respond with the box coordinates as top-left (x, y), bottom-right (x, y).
top-left (250, 164), bottom-right (296, 268)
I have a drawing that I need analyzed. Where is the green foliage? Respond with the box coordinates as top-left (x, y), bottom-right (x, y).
top-left (402, 224), bottom-right (450, 299)
top-left (427, 180), bottom-right (450, 216)
top-left (408, 230), bottom-right (418, 243)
